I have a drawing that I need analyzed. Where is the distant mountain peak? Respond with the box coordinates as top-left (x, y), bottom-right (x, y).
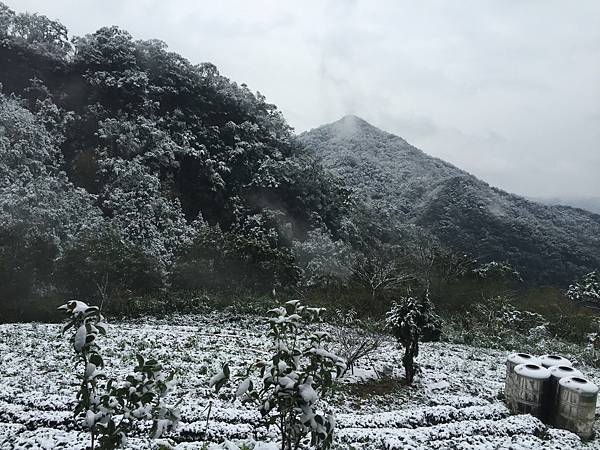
top-left (335, 114), bottom-right (372, 126)
top-left (318, 115), bottom-right (380, 134)
top-left (306, 114), bottom-right (412, 147)
top-left (299, 117), bottom-right (600, 284)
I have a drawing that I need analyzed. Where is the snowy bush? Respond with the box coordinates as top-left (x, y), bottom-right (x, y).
top-left (386, 290), bottom-right (441, 384)
top-left (584, 318), bottom-right (600, 367)
top-left (472, 261), bottom-right (523, 283)
top-left (567, 270), bottom-right (600, 306)
top-left (211, 300), bottom-right (346, 450)
top-left (472, 296), bottom-right (546, 334)
top-left (59, 300), bottom-right (179, 449)
top-left (445, 296), bottom-right (548, 349)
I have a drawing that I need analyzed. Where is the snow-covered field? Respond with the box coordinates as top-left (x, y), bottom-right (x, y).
top-left (1, 312), bottom-right (600, 449)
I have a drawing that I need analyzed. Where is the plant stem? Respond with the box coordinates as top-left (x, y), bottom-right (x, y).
top-left (205, 400), bottom-right (212, 434)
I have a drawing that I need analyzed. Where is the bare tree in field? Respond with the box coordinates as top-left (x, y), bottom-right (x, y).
top-left (352, 254), bottom-right (412, 299)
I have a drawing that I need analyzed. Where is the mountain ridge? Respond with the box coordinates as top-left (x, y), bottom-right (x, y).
top-left (299, 116), bottom-right (600, 284)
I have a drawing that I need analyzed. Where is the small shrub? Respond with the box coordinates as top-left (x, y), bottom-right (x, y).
top-left (59, 300), bottom-right (179, 449)
top-left (472, 296), bottom-right (547, 335)
top-left (386, 290), bottom-right (440, 384)
top-left (211, 300), bottom-right (346, 450)
top-left (567, 270), bottom-right (600, 306)
top-left (329, 309), bottom-right (384, 374)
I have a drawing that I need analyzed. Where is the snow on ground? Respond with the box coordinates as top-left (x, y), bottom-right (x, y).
top-left (1, 312), bottom-right (600, 449)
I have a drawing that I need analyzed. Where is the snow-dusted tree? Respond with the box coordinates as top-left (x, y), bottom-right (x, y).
top-left (3, 7), bottom-right (70, 57)
top-left (172, 213), bottom-right (300, 294)
top-left (292, 229), bottom-right (355, 288)
top-left (59, 300), bottom-right (179, 449)
top-left (472, 261), bottom-right (522, 283)
top-left (386, 290), bottom-right (441, 384)
top-left (97, 157), bottom-right (198, 272)
top-left (352, 251), bottom-right (411, 300)
top-left (55, 223), bottom-right (164, 310)
top-left (567, 271), bottom-right (600, 307)
top-left (0, 94), bottom-right (101, 315)
top-left (212, 301), bottom-right (346, 450)
top-left (330, 309), bottom-right (384, 374)
top-left (227, 211), bottom-right (300, 291)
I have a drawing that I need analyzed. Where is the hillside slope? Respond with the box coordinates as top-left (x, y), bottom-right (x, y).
top-left (299, 115), bottom-right (600, 284)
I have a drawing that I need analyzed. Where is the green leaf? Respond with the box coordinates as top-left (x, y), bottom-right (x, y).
top-left (96, 322), bottom-right (107, 336)
top-left (62, 321), bottom-right (75, 335)
top-left (89, 353), bottom-right (103, 368)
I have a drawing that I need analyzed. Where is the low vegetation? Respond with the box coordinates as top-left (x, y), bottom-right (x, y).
top-left (211, 301), bottom-right (345, 450)
top-left (2, 304), bottom-right (598, 448)
top-left (59, 300), bottom-right (178, 449)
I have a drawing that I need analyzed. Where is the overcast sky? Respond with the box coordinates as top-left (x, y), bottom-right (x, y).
top-left (9, 0), bottom-right (600, 198)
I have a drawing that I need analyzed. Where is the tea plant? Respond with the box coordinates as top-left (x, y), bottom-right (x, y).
top-left (59, 300), bottom-right (179, 449)
top-left (211, 300), bottom-right (346, 450)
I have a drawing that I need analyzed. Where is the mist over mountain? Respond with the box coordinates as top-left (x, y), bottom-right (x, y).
top-left (299, 115), bottom-right (600, 285)
top-left (529, 196), bottom-right (600, 215)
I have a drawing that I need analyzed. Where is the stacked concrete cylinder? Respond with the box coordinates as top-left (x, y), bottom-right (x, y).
top-left (540, 354), bottom-right (573, 369)
top-left (536, 355), bottom-right (573, 422)
top-left (504, 352), bottom-right (598, 439)
top-left (548, 365), bottom-right (583, 425)
top-left (555, 376), bottom-right (599, 439)
top-left (505, 353), bottom-right (541, 413)
top-left (512, 363), bottom-right (551, 418)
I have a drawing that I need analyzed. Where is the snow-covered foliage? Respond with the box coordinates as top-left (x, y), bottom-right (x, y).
top-left (0, 94), bottom-right (100, 241)
top-left (472, 261), bottom-right (523, 283)
top-left (386, 290), bottom-right (441, 384)
top-left (97, 156), bottom-right (198, 271)
top-left (0, 4), bottom-right (368, 316)
top-left (471, 296), bottom-right (546, 334)
top-left (0, 95), bottom-right (103, 313)
top-left (567, 270), bottom-right (600, 306)
top-left (212, 301), bottom-right (346, 450)
top-left (58, 300), bottom-right (179, 448)
top-left (1, 311), bottom-right (598, 449)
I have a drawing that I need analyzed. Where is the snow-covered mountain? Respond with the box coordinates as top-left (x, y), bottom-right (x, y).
top-left (299, 115), bottom-right (600, 285)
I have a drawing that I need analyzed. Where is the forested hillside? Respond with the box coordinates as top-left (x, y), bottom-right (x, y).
top-left (0, 3), bottom-right (368, 319)
top-left (299, 115), bottom-right (600, 284)
top-left (1, 3), bottom-right (597, 322)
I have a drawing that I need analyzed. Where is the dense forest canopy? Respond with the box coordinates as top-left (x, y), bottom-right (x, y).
top-left (0, 3), bottom-right (403, 319)
top-left (0, 3), bottom-right (596, 321)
